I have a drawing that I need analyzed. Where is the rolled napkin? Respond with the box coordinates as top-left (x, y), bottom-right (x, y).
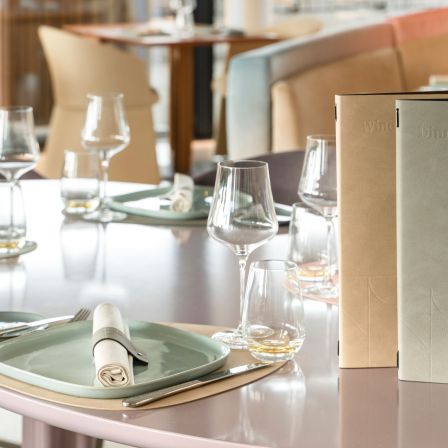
top-left (166, 173), bottom-right (194, 212)
top-left (92, 303), bottom-right (133, 387)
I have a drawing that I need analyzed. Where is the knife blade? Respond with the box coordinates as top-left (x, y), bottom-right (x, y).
top-left (0, 315), bottom-right (74, 337)
top-left (122, 362), bottom-right (271, 408)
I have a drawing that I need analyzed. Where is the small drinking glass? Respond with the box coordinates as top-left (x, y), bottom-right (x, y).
top-left (287, 202), bottom-right (328, 283)
top-left (0, 181), bottom-right (26, 253)
top-left (61, 149), bottom-right (100, 215)
top-left (242, 260), bottom-right (305, 363)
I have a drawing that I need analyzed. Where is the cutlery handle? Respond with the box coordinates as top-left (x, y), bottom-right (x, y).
top-left (123, 379), bottom-right (203, 407)
top-left (122, 363), bottom-right (269, 408)
top-left (0, 315), bottom-right (74, 336)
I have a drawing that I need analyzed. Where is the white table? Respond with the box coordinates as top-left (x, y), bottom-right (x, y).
top-left (0, 180), bottom-right (359, 448)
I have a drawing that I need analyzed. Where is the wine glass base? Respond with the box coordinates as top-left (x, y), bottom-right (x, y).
top-left (302, 283), bottom-right (338, 305)
top-left (0, 241), bottom-right (37, 259)
top-left (83, 209), bottom-right (127, 223)
top-left (211, 330), bottom-right (247, 350)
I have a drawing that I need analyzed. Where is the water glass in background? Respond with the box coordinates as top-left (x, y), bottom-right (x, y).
top-left (0, 181), bottom-right (26, 252)
top-left (169, 0), bottom-right (197, 35)
top-left (287, 202), bottom-right (332, 283)
top-left (61, 149), bottom-right (100, 215)
top-left (242, 260), bottom-right (305, 362)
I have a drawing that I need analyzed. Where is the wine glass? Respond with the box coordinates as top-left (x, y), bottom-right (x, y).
top-left (298, 135), bottom-right (338, 302)
top-left (207, 160), bottom-right (279, 349)
top-left (0, 106), bottom-right (39, 254)
top-left (169, 0), bottom-right (197, 35)
top-left (81, 93), bottom-right (130, 223)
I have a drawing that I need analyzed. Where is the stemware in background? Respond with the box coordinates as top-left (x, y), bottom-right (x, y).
top-left (298, 135), bottom-right (338, 302)
top-left (242, 260), bottom-right (305, 362)
top-left (0, 182), bottom-right (27, 252)
top-left (81, 93), bottom-right (130, 223)
top-left (287, 202), bottom-right (328, 283)
top-left (60, 149), bottom-right (100, 215)
top-left (207, 160), bottom-right (278, 349)
top-left (0, 106), bottom-right (39, 254)
top-left (169, 0), bottom-right (197, 35)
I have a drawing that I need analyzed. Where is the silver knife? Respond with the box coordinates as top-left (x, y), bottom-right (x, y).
top-left (122, 362), bottom-right (270, 408)
top-left (0, 315), bottom-right (74, 337)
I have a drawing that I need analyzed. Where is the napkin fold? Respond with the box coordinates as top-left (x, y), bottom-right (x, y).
top-left (92, 303), bottom-right (133, 387)
top-left (166, 173), bottom-right (194, 212)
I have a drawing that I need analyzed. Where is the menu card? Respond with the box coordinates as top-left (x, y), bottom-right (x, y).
top-left (336, 91), bottom-right (448, 368)
top-left (396, 99), bottom-right (448, 383)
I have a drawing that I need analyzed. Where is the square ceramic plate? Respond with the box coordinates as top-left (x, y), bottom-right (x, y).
top-left (109, 186), bottom-right (292, 225)
top-left (0, 321), bottom-right (230, 399)
top-left (110, 186), bottom-right (212, 220)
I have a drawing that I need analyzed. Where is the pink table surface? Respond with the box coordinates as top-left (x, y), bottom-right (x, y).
top-left (1, 180), bottom-right (446, 448)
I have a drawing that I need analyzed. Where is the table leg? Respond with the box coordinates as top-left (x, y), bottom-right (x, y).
top-left (169, 46), bottom-right (194, 174)
top-left (22, 417), bottom-right (101, 448)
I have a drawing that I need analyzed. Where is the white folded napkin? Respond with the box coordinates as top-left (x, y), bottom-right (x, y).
top-left (166, 173), bottom-right (194, 212)
top-left (92, 303), bottom-right (133, 387)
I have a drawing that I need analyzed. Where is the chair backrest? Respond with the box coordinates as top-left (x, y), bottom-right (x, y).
top-left (227, 21), bottom-right (404, 157)
top-left (36, 26), bottom-right (160, 184)
top-left (389, 8), bottom-right (448, 90)
top-left (271, 46), bottom-right (402, 151)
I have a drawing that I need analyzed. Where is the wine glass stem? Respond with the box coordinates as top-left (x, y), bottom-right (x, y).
top-left (237, 255), bottom-right (248, 331)
top-left (8, 180), bottom-right (15, 237)
top-left (100, 155), bottom-right (109, 210)
top-left (324, 217), bottom-right (333, 285)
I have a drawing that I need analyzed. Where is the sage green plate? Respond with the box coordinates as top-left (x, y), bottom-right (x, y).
top-left (109, 186), bottom-right (213, 220)
top-left (0, 321), bottom-right (230, 399)
top-left (110, 186), bottom-right (292, 225)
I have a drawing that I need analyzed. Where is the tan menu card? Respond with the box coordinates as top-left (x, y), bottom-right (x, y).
top-left (336, 91), bottom-right (448, 369)
top-left (397, 99), bottom-right (448, 383)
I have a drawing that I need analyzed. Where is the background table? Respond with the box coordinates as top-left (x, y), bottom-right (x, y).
top-left (2, 181), bottom-right (446, 448)
top-left (65, 23), bottom-right (278, 173)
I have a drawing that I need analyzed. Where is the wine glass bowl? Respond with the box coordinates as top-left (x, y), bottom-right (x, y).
top-left (298, 135), bottom-right (338, 302)
top-left (207, 160), bottom-right (279, 349)
top-left (81, 92), bottom-right (130, 223)
top-left (0, 106), bottom-right (39, 182)
top-left (298, 135), bottom-right (337, 219)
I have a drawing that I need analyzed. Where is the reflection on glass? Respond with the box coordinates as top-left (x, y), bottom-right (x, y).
top-left (246, 360), bottom-right (306, 447)
top-left (60, 218), bottom-right (100, 281)
top-left (78, 224), bottom-right (130, 311)
top-left (218, 360), bottom-right (306, 447)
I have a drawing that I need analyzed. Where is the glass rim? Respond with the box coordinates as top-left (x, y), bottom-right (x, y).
top-left (63, 148), bottom-right (98, 156)
top-left (306, 134), bottom-right (336, 142)
top-left (0, 106), bottom-right (33, 114)
top-left (217, 160), bottom-right (267, 170)
top-left (86, 92), bottom-right (124, 100)
top-left (250, 259), bottom-right (298, 271)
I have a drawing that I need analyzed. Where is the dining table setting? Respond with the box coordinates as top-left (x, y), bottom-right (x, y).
top-left (2, 61), bottom-right (448, 448)
top-left (0, 87), bottom-right (343, 448)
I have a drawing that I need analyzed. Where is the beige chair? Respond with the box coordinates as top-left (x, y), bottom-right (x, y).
top-left (37, 26), bottom-right (160, 184)
top-left (227, 21), bottom-right (403, 157)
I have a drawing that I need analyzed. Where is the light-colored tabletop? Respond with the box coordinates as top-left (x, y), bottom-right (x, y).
top-left (0, 179), bottom-right (338, 448)
top-left (3, 180), bottom-right (447, 448)
top-left (64, 22), bottom-right (278, 174)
